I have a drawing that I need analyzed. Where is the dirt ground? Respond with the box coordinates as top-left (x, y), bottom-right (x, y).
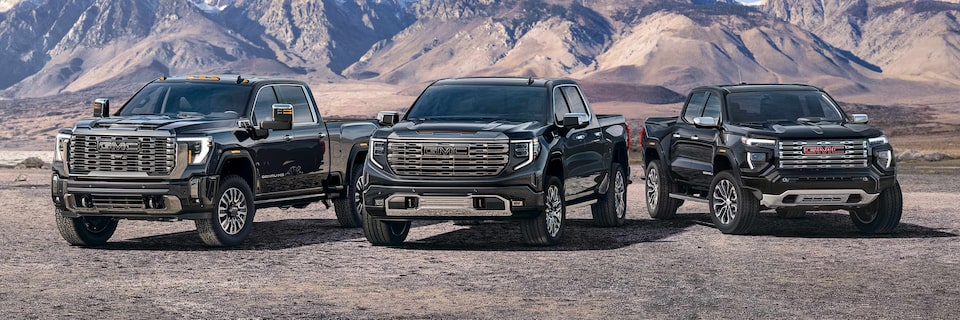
top-left (0, 165), bottom-right (958, 318)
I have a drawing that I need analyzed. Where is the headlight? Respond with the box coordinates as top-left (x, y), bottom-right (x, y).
top-left (876, 150), bottom-right (892, 169)
top-left (177, 137), bottom-right (213, 165)
top-left (741, 137), bottom-right (777, 147)
top-left (369, 138), bottom-right (386, 169)
top-left (513, 139), bottom-right (540, 170)
top-left (54, 133), bottom-right (71, 162)
top-left (747, 152), bottom-right (768, 170)
top-left (868, 135), bottom-right (888, 146)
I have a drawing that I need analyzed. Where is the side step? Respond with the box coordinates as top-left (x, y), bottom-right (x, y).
top-left (669, 193), bottom-right (709, 203)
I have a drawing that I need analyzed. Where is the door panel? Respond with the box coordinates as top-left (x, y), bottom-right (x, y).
top-left (557, 85), bottom-right (604, 198)
top-left (275, 85), bottom-right (327, 192)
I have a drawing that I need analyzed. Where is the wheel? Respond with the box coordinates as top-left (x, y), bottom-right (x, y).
top-left (521, 176), bottom-right (565, 246)
top-left (775, 208), bottom-right (806, 218)
top-left (708, 171), bottom-right (759, 234)
top-left (55, 209), bottom-right (118, 246)
top-left (362, 209), bottom-right (410, 246)
top-left (850, 181), bottom-right (902, 234)
top-left (645, 160), bottom-right (681, 219)
top-left (195, 175), bottom-right (256, 247)
top-left (592, 162), bottom-right (627, 227)
top-left (334, 161), bottom-right (365, 227)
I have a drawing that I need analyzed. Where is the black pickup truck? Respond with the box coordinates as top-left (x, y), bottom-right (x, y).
top-left (51, 75), bottom-right (376, 247)
top-left (362, 77), bottom-right (630, 246)
top-left (641, 84), bottom-right (900, 234)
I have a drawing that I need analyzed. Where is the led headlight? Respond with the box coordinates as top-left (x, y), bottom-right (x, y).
top-left (513, 139), bottom-right (540, 170)
top-left (876, 150), bottom-right (892, 169)
top-left (741, 137), bottom-right (777, 147)
top-left (177, 137), bottom-right (213, 165)
top-left (868, 135), bottom-right (888, 146)
top-left (747, 152), bottom-right (767, 170)
top-left (369, 138), bottom-right (386, 169)
top-left (54, 133), bottom-right (71, 162)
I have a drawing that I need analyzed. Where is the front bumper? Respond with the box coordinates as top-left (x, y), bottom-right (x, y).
top-left (51, 173), bottom-right (219, 220)
top-left (741, 167), bottom-right (897, 209)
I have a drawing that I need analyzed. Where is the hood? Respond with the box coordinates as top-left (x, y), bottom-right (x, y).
top-left (731, 122), bottom-right (883, 139)
top-left (382, 120), bottom-right (544, 140)
top-left (74, 115), bottom-right (239, 134)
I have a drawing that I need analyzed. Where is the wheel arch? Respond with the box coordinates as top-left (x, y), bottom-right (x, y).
top-left (216, 150), bottom-right (257, 190)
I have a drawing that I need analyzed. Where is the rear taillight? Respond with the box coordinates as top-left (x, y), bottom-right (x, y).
top-left (626, 124), bottom-right (631, 149)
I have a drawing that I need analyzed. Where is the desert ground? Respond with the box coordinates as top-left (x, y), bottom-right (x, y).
top-left (1, 164), bottom-right (958, 318)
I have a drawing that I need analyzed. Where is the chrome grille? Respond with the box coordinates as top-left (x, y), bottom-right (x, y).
top-left (91, 195), bottom-right (144, 210)
top-left (779, 139), bottom-right (868, 169)
top-left (68, 135), bottom-right (176, 175)
top-left (387, 140), bottom-right (510, 177)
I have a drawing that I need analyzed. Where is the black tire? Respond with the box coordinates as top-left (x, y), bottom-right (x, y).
top-left (521, 176), bottom-right (565, 246)
top-left (592, 162), bottom-right (627, 227)
top-left (775, 208), bottom-right (806, 219)
top-left (645, 160), bottom-right (681, 219)
top-left (195, 175), bottom-right (256, 247)
top-left (55, 209), bottom-right (118, 246)
top-left (708, 171), bottom-right (759, 234)
top-left (850, 181), bottom-right (902, 234)
top-left (362, 209), bottom-right (410, 246)
top-left (333, 161), bottom-right (365, 228)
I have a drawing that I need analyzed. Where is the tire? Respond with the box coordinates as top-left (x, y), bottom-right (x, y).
top-left (775, 208), bottom-right (806, 218)
top-left (333, 161), bottom-right (365, 228)
top-left (850, 181), bottom-right (902, 234)
top-left (195, 175), bottom-right (256, 247)
top-left (708, 171), bottom-right (760, 234)
top-left (55, 209), bottom-right (118, 246)
top-left (592, 162), bottom-right (627, 227)
top-left (362, 209), bottom-right (410, 246)
top-left (645, 160), bottom-right (681, 219)
top-left (521, 176), bottom-right (565, 246)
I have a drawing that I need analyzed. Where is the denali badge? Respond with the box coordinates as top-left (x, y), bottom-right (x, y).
top-left (803, 145), bottom-right (845, 155)
top-left (99, 141), bottom-right (140, 152)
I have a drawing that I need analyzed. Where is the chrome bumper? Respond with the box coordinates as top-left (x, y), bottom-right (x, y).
top-left (760, 189), bottom-right (879, 208)
top-left (384, 194), bottom-right (513, 217)
top-left (64, 194), bottom-right (184, 214)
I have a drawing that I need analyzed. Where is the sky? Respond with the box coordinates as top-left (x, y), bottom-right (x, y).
top-left (737, 0), bottom-right (764, 5)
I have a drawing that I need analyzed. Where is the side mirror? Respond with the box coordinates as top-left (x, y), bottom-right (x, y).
top-left (261, 104), bottom-right (293, 130)
top-left (561, 113), bottom-right (590, 129)
top-left (850, 114), bottom-right (869, 124)
top-left (93, 98), bottom-right (110, 118)
top-left (377, 111), bottom-right (400, 126)
top-left (693, 117), bottom-right (718, 128)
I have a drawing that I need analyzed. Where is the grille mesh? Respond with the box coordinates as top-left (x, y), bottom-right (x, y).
top-left (387, 140), bottom-right (510, 177)
top-left (68, 135), bottom-right (176, 175)
top-left (778, 139), bottom-right (868, 169)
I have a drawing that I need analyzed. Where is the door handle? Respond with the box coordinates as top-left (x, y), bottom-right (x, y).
top-left (575, 134), bottom-right (586, 140)
top-left (691, 135), bottom-right (700, 141)
top-left (284, 135), bottom-right (293, 142)
top-left (672, 133), bottom-right (681, 139)
top-left (318, 132), bottom-right (327, 139)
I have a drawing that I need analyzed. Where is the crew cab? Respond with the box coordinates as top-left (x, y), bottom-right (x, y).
top-left (641, 84), bottom-right (900, 234)
top-left (361, 77), bottom-right (630, 246)
top-left (51, 75), bottom-right (376, 247)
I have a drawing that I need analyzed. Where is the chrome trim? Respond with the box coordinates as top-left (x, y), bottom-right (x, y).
top-left (760, 189), bottom-right (879, 208)
top-left (386, 139), bottom-right (510, 177)
top-left (384, 194), bottom-right (512, 217)
top-left (64, 194), bottom-right (183, 214)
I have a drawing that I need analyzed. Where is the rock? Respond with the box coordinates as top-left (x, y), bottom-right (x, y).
top-left (14, 173), bottom-right (27, 182)
top-left (896, 149), bottom-right (955, 162)
top-left (18, 157), bottom-right (46, 169)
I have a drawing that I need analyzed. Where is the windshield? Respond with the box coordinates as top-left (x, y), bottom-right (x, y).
top-left (725, 91), bottom-right (844, 125)
top-left (118, 82), bottom-right (252, 118)
top-left (406, 85), bottom-right (548, 123)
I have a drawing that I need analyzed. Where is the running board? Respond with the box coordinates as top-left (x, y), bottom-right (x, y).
top-left (567, 199), bottom-right (598, 210)
top-left (668, 194), bottom-right (708, 203)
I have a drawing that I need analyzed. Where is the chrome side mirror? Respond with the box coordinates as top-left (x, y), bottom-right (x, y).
top-left (377, 111), bottom-right (400, 126)
top-left (693, 117), bottom-right (718, 128)
top-left (850, 114), bottom-right (869, 124)
top-left (93, 98), bottom-right (110, 118)
top-left (562, 113), bottom-right (590, 129)
top-left (261, 104), bottom-right (293, 130)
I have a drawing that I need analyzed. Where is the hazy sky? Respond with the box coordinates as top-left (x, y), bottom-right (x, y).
top-left (737, 0), bottom-right (764, 5)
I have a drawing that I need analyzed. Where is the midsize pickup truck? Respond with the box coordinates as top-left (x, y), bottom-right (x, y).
top-left (641, 84), bottom-right (900, 234)
top-left (362, 77), bottom-right (630, 246)
top-left (51, 75), bottom-right (376, 247)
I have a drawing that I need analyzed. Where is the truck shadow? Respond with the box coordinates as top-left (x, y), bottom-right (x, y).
top-left (397, 218), bottom-right (700, 251)
top-left (683, 211), bottom-right (957, 239)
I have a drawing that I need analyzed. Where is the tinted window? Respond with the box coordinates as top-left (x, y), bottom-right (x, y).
top-left (252, 86), bottom-right (278, 124)
top-left (702, 93), bottom-right (722, 120)
top-left (683, 92), bottom-right (708, 123)
top-left (725, 91), bottom-right (844, 125)
top-left (406, 85), bottom-right (548, 123)
top-left (118, 82), bottom-right (251, 118)
top-left (561, 86), bottom-right (587, 114)
top-left (275, 85), bottom-right (315, 124)
top-left (553, 88), bottom-right (570, 121)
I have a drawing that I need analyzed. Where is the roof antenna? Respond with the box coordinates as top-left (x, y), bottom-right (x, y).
top-left (527, 77), bottom-right (534, 85)
top-left (236, 75), bottom-right (243, 84)
top-left (737, 68), bottom-right (746, 85)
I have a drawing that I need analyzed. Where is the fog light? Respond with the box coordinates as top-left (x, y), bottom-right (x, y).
top-left (374, 199), bottom-right (384, 206)
top-left (511, 200), bottom-right (524, 207)
top-left (876, 150), bottom-right (892, 169)
top-left (747, 152), bottom-right (767, 170)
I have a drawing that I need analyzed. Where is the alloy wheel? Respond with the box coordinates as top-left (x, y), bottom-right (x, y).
top-left (712, 179), bottom-right (738, 225)
top-left (218, 187), bottom-right (248, 235)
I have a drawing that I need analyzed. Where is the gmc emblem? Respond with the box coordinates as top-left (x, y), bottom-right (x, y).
top-left (803, 145), bottom-right (845, 155)
top-left (423, 145), bottom-right (467, 156)
top-left (99, 141), bottom-right (140, 152)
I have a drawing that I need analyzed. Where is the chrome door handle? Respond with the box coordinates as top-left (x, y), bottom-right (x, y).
top-left (575, 134), bottom-right (586, 140)
top-left (284, 135), bottom-right (293, 142)
top-left (691, 135), bottom-right (700, 141)
top-left (318, 132), bottom-right (327, 138)
top-left (672, 133), bottom-right (681, 138)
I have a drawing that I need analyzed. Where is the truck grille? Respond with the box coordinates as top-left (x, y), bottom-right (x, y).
top-left (387, 140), bottom-right (510, 177)
top-left (68, 135), bottom-right (176, 175)
top-left (778, 139), bottom-right (868, 169)
top-left (91, 195), bottom-right (145, 210)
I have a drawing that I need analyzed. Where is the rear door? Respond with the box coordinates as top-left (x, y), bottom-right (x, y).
top-left (556, 85), bottom-right (605, 198)
top-left (274, 84), bottom-right (328, 192)
top-left (670, 91), bottom-right (715, 184)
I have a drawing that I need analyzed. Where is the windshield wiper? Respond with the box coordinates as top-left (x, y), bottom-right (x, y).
top-left (176, 112), bottom-right (205, 118)
top-left (735, 121), bottom-right (770, 127)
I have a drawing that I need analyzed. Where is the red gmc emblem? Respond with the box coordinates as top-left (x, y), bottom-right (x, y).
top-left (803, 145), bottom-right (845, 155)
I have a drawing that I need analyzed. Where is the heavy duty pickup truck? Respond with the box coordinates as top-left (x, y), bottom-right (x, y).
top-left (51, 75), bottom-right (376, 247)
top-left (362, 77), bottom-right (630, 246)
top-left (641, 84), bottom-right (901, 234)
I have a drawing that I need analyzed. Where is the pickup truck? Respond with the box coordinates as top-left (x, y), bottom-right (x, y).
top-left (51, 75), bottom-right (377, 247)
top-left (362, 77), bottom-right (630, 246)
top-left (641, 84), bottom-right (900, 234)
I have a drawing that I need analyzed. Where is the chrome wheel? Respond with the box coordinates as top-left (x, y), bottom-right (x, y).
top-left (712, 179), bottom-right (738, 225)
top-left (217, 187), bottom-right (248, 235)
top-left (354, 173), bottom-right (365, 215)
top-left (545, 184), bottom-right (563, 237)
top-left (614, 170), bottom-right (626, 219)
top-left (646, 166), bottom-right (659, 210)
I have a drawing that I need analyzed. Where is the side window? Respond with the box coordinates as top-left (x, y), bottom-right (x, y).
top-left (275, 85), bottom-right (315, 124)
top-left (553, 88), bottom-right (570, 121)
top-left (252, 86), bottom-right (278, 124)
top-left (561, 86), bottom-right (588, 114)
top-left (682, 92), bottom-right (708, 123)
top-left (702, 93), bottom-right (722, 120)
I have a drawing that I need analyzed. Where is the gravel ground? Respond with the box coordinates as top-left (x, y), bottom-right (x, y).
top-left (0, 165), bottom-right (958, 318)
